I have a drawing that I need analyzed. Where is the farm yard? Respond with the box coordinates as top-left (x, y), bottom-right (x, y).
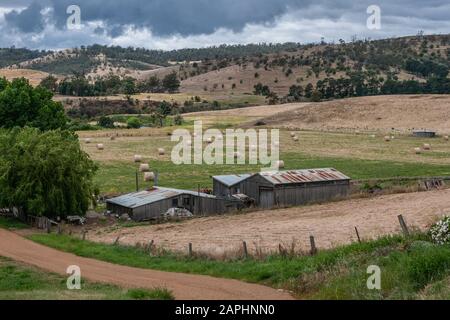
top-left (89, 189), bottom-right (450, 256)
top-left (77, 95), bottom-right (450, 195)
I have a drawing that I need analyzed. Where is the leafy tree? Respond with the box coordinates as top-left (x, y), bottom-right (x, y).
top-left (39, 75), bottom-right (58, 92)
top-left (155, 101), bottom-right (173, 127)
top-left (0, 128), bottom-right (98, 218)
top-left (162, 72), bottom-right (180, 93)
top-left (0, 78), bottom-right (68, 131)
top-left (288, 85), bottom-right (303, 101)
top-left (97, 116), bottom-right (115, 128)
top-left (127, 117), bottom-right (142, 129)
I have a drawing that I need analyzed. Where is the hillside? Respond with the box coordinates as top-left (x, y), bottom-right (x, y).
top-left (262, 95), bottom-right (450, 134)
top-left (1, 35), bottom-right (449, 102)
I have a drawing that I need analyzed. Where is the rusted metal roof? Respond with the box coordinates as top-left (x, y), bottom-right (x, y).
top-left (259, 168), bottom-right (350, 185)
top-left (213, 174), bottom-right (252, 187)
top-left (107, 187), bottom-right (215, 209)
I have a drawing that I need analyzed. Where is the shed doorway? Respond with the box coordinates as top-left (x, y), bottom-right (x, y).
top-left (259, 188), bottom-right (274, 209)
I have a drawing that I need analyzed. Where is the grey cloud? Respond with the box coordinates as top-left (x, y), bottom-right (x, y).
top-left (4, 1), bottom-right (44, 33)
top-left (0, 0), bottom-right (449, 49)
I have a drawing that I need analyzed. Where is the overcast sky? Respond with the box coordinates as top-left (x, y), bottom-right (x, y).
top-left (1, 0), bottom-right (450, 50)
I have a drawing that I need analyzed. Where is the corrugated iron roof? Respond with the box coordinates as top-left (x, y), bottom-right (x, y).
top-left (213, 174), bottom-right (252, 187)
top-left (259, 168), bottom-right (350, 185)
top-left (106, 187), bottom-right (216, 209)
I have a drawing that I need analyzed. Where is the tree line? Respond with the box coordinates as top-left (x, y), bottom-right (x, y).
top-left (40, 72), bottom-right (181, 97)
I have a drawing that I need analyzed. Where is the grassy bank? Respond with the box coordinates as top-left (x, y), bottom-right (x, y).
top-left (0, 216), bottom-right (28, 230)
top-left (0, 256), bottom-right (173, 300)
top-left (29, 233), bottom-right (450, 299)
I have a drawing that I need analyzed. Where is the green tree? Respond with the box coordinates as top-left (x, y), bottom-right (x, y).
top-left (39, 75), bottom-right (58, 92)
top-left (0, 128), bottom-right (98, 218)
top-left (127, 117), bottom-right (142, 129)
top-left (97, 116), bottom-right (115, 128)
top-left (0, 78), bottom-right (68, 131)
top-left (162, 72), bottom-right (180, 93)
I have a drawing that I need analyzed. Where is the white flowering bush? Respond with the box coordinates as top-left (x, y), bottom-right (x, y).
top-left (429, 216), bottom-right (450, 245)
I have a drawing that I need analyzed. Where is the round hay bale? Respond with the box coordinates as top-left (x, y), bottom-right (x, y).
top-left (290, 132), bottom-right (296, 138)
top-left (158, 148), bottom-right (166, 156)
top-left (134, 155), bottom-right (142, 163)
top-left (206, 137), bottom-right (213, 144)
top-left (139, 163), bottom-right (150, 172)
top-left (384, 136), bottom-right (391, 142)
top-left (96, 144), bottom-right (104, 150)
top-left (84, 138), bottom-right (91, 144)
top-left (444, 136), bottom-right (449, 141)
top-left (275, 160), bottom-right (285, 169)
top-left (414, 147), bottom-right (422, 154)
top-left (370, 134), bottom-right (376, 138)
top-left (144, 172), bottom-right (155, 182)
top-left (293, 136), bottom-right (299, 142)
top-left (423, 143), bottom-right (431, 150)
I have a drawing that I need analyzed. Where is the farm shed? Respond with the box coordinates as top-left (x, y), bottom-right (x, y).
top-left (242, 168), bottom-right (351, 209)
top-left (212, 174), bottom-right (252, 197)
top-left (106, 187), bottom-right (242, 221)
top-left (413, 130), bottom-right (436, 138)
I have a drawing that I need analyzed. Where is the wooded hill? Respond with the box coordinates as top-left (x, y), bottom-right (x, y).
top-left (2, 34), bottom-right (450, 100)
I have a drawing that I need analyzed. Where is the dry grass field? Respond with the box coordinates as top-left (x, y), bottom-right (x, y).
top-left (263, 95), bottom-right (450, 134)
top-left (0, 68), bottom-right (50, 86)
top-left (89, 188), bottom-right (450, 256)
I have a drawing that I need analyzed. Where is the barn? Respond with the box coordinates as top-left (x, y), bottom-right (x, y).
top-left (413, 130), bottom-right (436, 138)
top-left (106, 187), bottom-right (242, 221)
top-left (241, 168), bottom-right (351, 209)
top-left (212, 174), bottom-right (252, 197)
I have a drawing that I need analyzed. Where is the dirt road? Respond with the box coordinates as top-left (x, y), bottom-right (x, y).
top-left (91, 189), bottom-right (450, 255)
top-left (0, 229), bottom-right (292, 300)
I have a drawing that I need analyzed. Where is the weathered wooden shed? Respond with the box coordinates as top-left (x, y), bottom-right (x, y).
top-left (413, 130), bottom-right (436, 138)
top-left (212, 174), bottom-right (252, 197)
top-left (106, 187), bottom-right (242, 221)
top-left (242, 168), bottom-right (351, 209)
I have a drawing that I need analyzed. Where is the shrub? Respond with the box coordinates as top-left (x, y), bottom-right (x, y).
top-left (430, 216), bottom-right (450, 245)
top-left (127, 117), bottom-right (142, 129)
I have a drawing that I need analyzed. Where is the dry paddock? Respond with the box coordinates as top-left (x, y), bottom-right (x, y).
top-left (89, 189), bottom-right (450, 256)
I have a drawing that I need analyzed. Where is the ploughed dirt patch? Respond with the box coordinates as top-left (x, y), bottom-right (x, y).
top-left (89, 189), bottom-right (450, 256)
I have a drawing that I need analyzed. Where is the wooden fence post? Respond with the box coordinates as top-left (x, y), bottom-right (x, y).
top-left (309, 235), bottom-right (317, 256)
top-left (188, 243), bottom-right (193, 257)
top-left (242, 241), bottom-right (248, 259)
top-left (355, 227), bottom-right (361, 243)
top-left (398, 215), bottom-right (410, 236)
top-left (113, 236), bottom-right (120, 245)
top-left (57, 223), bottom-right (62, 235)
top-left (148, 240), bottom-right (154, 255)
top-left (46, 219), bottom-right (51, 234)
top-left (82, 231), bottom-right (87, 241)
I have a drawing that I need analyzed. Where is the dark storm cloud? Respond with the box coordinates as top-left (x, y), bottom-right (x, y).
top-left (0, 0), bottom-right (449, 49)
top-left (48, 0), bottom-right (312, 36)
top-left (4, 1), bottom-right (44, 33)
